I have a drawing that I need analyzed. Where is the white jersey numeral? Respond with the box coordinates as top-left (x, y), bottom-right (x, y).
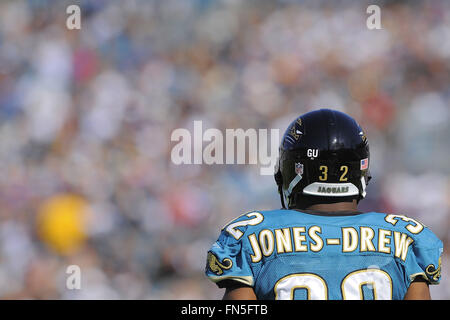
top-left (275, 269), bottom-right (392, 300)
top-left (225, 212), bottom-right (264, 240)
top-left (385, 214), bottom-right (424, 234)
top-left (275, 273), bottom-right (327, 300)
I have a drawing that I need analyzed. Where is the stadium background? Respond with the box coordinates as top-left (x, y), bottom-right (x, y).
top-left (0, 0), bottom-right (449, 299)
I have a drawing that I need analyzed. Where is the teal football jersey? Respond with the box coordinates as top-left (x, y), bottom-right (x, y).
top-left (205, 209), bottom-right (443, 300)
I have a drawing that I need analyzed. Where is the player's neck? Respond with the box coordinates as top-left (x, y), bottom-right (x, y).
top-left (305, 200), bottom-right (358, 212)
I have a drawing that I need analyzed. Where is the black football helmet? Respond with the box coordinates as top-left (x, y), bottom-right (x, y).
top-left (274, 109), bottom-right (371, 209)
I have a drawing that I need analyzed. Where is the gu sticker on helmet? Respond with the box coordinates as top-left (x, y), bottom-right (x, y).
top-left (307, 149), bottom-right (319, 159)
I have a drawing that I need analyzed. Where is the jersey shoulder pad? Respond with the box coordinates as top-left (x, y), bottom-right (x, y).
top-left (205, 210), bottom-right (271, 287)
top-left (381, 213), bottom-right (443, 284)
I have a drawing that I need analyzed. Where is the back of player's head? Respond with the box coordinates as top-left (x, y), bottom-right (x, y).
top-left (274, 108), bottom-right (371, 209)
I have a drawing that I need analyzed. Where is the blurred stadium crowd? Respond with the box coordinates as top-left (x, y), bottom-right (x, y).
top-left (0, 0), bottom-right (449, 299)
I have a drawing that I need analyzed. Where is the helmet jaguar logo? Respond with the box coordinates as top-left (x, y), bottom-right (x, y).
top-left (289, 118), bottom-right (303, 140)
top-left (359, 131), bottom-right (368, 143)
top-left (207, 251), bottom-right (232, 275)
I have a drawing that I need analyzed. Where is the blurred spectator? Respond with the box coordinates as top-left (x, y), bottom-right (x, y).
top-left (37, 193), bottom-right (89, 255)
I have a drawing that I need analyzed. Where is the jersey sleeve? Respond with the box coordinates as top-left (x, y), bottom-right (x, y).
top-left (403, 227), bottom-right (443, 286)
top-left (205, 223), bottom-right (255, 288)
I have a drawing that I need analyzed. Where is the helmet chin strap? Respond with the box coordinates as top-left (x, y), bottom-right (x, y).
top-left (281, 171), bottom-right (304, 209)
top-left (360, 176), bottom-right (367, 198)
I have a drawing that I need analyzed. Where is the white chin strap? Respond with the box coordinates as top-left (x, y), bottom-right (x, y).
top-left (360, 176), bottom-right (367, 198)
top-left (283, 173), bottom-right (303, 202)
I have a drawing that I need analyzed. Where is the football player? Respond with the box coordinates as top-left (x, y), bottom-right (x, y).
top-left (205, 109), bottom-right (443, 300)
